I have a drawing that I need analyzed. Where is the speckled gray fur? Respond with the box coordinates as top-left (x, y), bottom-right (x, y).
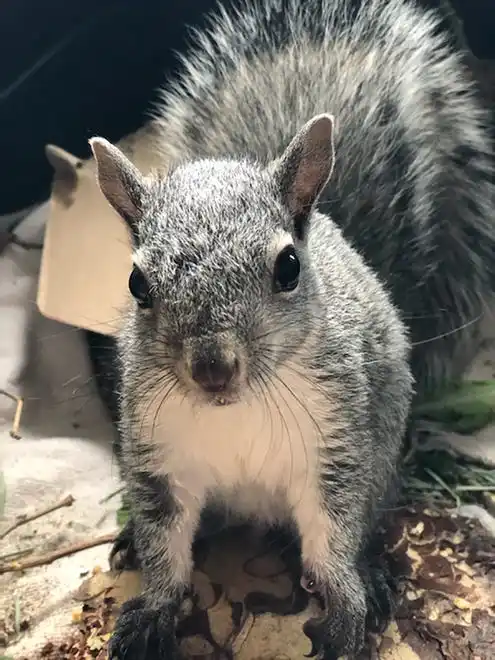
top-left (90, 0), bottom-right (495, 658)
top-left (153, 0), bottom-right (495, 400)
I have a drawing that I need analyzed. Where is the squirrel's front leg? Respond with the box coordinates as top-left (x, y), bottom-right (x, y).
top-left (293, 480), bottom-right (395, 659)
top-left (293, 493), bottom-right (365, 659)
top-left (108, 469), bottom-right (203, 660)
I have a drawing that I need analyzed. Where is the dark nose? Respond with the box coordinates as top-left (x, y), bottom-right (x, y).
top-left (191, 356), bottom-right (239, 393)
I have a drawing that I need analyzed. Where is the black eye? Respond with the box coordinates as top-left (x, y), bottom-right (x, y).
top-left (273, 245), bottom-right (300, 293)
top-left (129, 266), bottom-right (153, 309)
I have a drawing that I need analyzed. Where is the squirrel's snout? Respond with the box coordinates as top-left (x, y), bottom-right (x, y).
top-left (190, 352), bottom-right (240, 394)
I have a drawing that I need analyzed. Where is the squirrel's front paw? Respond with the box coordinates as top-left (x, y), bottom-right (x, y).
top-left (109, 519), bottom-right (140, 572)
top-left (302, 576), bottom-right (366, 659)
top-left (360, 555), bottom-right (398, 634)
top-left (108, 596), bottom-right (180, 660)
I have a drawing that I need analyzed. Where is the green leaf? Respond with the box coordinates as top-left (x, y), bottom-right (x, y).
top-left (116, 492), bottom-right (131, 527)
top-left (416, 379), bottom-right (495, 434)
top-left (116, 506), bottom-right (130, 527)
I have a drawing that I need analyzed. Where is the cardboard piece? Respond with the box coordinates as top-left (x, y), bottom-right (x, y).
top-left (37, 124), bottom-right (163, 336)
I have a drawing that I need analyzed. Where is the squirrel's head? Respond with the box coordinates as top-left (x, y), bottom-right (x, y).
top-left (90, 114), bottom-right (335, 405)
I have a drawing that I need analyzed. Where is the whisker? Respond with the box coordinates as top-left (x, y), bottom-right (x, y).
top-left (128, 369), bottom-right (177, 444)
top-left (150, 377), bottom-right (181, 447)
top-left (410, 310), bottom-right (483, 347)
top-left (261, 363), bottom-right (305, 509)
top-left (249, 364), bottom-right (290, 488)
top-left (256, 355), bottom-right (322, 515)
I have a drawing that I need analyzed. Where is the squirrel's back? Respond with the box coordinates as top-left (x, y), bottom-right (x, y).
top-left (151, 0), bottom-right (495, 401)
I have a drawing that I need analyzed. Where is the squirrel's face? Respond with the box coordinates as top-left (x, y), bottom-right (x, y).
top-left (126, 165), bottom-right (315, 404)
top-left (90, 114), bottom-right (336, 405)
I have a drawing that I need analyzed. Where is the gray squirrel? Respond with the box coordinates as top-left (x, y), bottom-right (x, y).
top-left (88, 0), bottom-right (495, 657)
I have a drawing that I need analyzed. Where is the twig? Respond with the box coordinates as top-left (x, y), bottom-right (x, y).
top-left (455, 485), bottom-right (495, 492)
top-left (0, 532), bottom-right (116, 575)
top-left (99, 486), bottom-right (125, 505)
top-left (0, 389), bottom-right (24, 439)
top-left (0, 547), bottom-right (34, 563)
top-left (0, 494), bottom-right (75, 541)
top-left (95, 511), bottom-right (110, 528)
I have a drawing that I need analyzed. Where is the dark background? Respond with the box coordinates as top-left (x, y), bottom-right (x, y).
top-left (0, 0), bottom-right (493, 216)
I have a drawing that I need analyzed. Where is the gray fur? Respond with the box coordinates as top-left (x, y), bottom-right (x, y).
top-left (90, 0), bottom-right (495, 657)
top-left (152, 0), bottom-right (495, 401)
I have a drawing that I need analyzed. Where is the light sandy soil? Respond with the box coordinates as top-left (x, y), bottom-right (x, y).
top-left (0, 206), bottom-right (122, 657)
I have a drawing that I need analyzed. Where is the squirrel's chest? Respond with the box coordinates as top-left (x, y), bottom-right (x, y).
top-left (151, 368), bottom-right (333, 518)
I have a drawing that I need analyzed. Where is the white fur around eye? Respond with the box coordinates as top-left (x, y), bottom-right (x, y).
top-left (267, 231), bottom-right (294, 271)
top-left (132, 249), bottom-right (146, 271)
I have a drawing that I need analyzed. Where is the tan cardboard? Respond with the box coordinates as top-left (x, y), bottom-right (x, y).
top-left (37, 124), bottom-right (163, 336)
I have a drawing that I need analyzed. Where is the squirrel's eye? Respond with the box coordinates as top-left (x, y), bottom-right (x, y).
top-left (129, 266), bottom-right (153, 309)
top-left (273, 245), bottom-right (300, 293)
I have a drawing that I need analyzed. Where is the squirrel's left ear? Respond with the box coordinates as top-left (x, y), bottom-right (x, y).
top-left (89, 137), bottom-right (149, 238)
top-left (271, 113), bottom-right (335, 239)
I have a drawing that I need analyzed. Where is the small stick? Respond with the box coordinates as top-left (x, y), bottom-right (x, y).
top-left (0, 388), bottom-right (24, 439)
top-left (0, 547), bottom-right (34, 563)
top-left (0, 494), bottom-right (75, 541)
top-left (99, 486), bottom-right (125, 505)
top-left (0, 532), bottom-right (116, 575)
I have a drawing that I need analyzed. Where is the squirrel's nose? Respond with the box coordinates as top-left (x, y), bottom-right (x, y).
top-left (191, 355), bottom-right (239, 393)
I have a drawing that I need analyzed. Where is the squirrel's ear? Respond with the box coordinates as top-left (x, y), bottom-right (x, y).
top-left (272, 114), bottom-right (335, 238)
top-left (89, 137), bottom-right (148, 235)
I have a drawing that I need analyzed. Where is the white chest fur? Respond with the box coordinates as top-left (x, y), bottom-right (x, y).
top-left (143, 366), bottom-right (334, 524)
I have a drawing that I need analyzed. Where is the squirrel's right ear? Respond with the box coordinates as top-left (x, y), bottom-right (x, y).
top-left (89, 137), bottom-right (148, 236)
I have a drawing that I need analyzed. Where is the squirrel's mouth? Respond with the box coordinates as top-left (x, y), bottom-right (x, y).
top-left (204, 391), bottom-right (240, 407)
top-left (213, 399), bottom-right (232, 408)
top-left (176, 372), bottom-right (243, 407)
top-left (187, 381), bottom-right (244, 407)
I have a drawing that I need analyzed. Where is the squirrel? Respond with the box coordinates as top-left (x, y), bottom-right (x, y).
top-left (88, 0), bottom-right (494, 658)
top-left (91, 113), bottom-right (413, 659)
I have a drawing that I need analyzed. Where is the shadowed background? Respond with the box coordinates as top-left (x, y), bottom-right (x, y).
top-left (0, 0), bottom-right (493, 218)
